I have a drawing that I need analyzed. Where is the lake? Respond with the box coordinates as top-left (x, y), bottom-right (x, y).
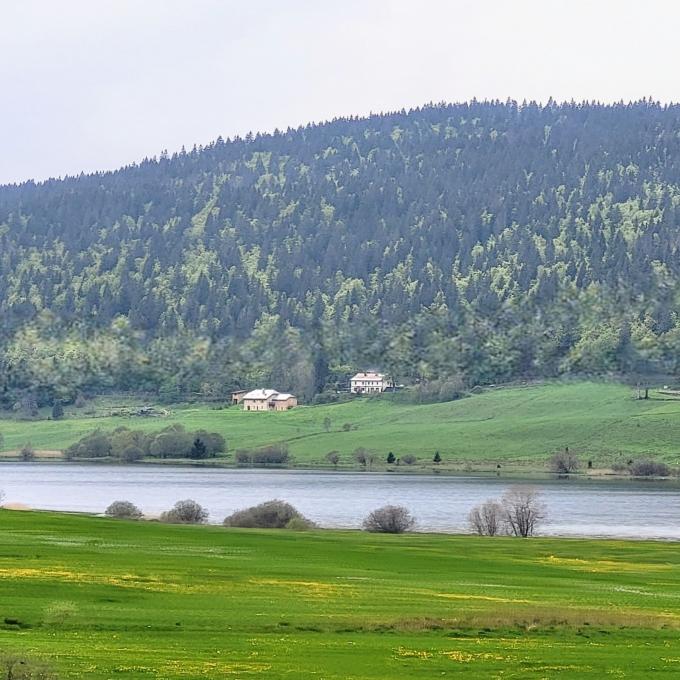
top-left (1, 463), bottom-right (679, 539)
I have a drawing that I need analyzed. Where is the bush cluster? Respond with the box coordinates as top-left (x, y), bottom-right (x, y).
top-left (64, 424), bottom-right (226, 461)
top-left (160, 499), bottom-right (209, 524)
top-left (629, 459), bottom-right (670, 477)
top-left (234, 444), bottom-right (289, 466)
top-left (105, 500), bottom-right (143, 519)
top-left (387, 377), bottom-right (466, 404)
top-left (223, 500), bottom-right (315, 529)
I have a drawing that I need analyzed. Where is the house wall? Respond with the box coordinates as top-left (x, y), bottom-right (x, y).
top-left (272, 397), bottom-right (297, 411)
top-left (242, 399), bottom-right (269, 412)
top-left (350, 380), bottom-right (386, 394)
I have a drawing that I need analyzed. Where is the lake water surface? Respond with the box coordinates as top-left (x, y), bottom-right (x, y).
top-left (1, 463), bottom-right (679, 539)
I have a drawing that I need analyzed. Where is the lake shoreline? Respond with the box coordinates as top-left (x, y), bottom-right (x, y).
top-left (0, 505), bottom-right (679, 542)
top-left (0, 455), bottom-right (677, 484)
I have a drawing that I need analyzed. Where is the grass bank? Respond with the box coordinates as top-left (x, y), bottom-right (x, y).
top-left (1, 381), bottom-right (680, 470)
top-left (0, 510), bottom-right (679, 678)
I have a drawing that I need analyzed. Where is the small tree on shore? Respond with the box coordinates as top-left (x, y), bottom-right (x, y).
top-left (325, 450), bottom-right (340, 468)
top-left (501, 486), bottom-right (546, 537)
top-left (433, 451), bottom-right (442, 464)
top-left (468, 499), bottom-right (504, 536)
top-left (362, 505), bottom-right (416, 533)
top-left (20, 443), bottom-right (35, 462)
top-left (548, 448), bottom-right (579, 474)
top-left (386, 451), bottom-right (396, 464)
top-left (354, 447), bottom-right (376, 469)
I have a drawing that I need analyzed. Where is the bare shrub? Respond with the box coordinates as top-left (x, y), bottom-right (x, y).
top-left (223, 500), bottom-right (314, 529)
top-left (43, 600), bottom-right (78, 627)
top-left (629, 459), bottom-right (670, 477)
top-left (401, 454), bottom-right (417, 466)
top-left (325, 450), bottom-right (340, 468)
top-left (20, 443), bottom-right (35, 462)
top-left (354, 447), bottom-right (376, 468)
top-left (160, 499), bottom-right (208, 524)
top-left (548, 449), bottom-right (579, 474)
top-left (501, 486), bottom-right (546, 537)
top-left (105, 500), bottom-right (143, 520)
top-left (362, 505), bottom-right (416, 533)
top-left (468, 500), bottom-right (504, 536)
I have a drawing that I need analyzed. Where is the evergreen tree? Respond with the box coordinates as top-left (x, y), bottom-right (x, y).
top-left (189, 437), bottom-right (208, 460)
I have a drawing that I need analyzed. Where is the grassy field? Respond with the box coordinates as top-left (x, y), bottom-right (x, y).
top-left (2, 381), bottom-right (680, 469)
top-left (0, 510), bottom-right (680, 678)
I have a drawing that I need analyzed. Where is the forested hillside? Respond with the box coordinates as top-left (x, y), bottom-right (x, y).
top-left (3, 100), bottom-right (680, 407)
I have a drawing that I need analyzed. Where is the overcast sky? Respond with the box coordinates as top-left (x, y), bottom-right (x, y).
top-left (2, 0), bottom-right (680, 184)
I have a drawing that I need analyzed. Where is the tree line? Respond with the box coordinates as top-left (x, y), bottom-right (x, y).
top-left (3, 100), bottom-right (680, 407)
top-left (64, 424), bottom-right (225, 461)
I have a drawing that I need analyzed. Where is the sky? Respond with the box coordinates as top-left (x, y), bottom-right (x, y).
top-left (2, 0), bottom-right (680, 184)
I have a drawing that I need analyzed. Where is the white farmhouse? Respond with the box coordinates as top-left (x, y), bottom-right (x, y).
top-left (350, 371), bottom-right (392, 394)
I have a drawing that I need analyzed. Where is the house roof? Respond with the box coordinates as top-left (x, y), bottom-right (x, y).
top-left (243, 389), bottom-right (279, 400)
top-left (351, 372), bottom-right (385, 381)
top-left (242, 389), bottom-right (296, 401)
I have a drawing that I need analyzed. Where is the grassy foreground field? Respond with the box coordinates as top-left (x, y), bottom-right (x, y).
top-left (2, 381), bottom-right (680, 468)
top-left (1, 511), bottom-right (680, 678)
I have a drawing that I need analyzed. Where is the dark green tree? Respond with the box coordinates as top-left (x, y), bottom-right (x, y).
top-left (51, 400), bottom-right (64, 420)
top-left (189, 437), bottom-right (208, 460)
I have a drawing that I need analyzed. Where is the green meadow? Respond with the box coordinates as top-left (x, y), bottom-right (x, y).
top-left (2, 381), bottom-right (680, 468)
top-left (0, 510), bottom-right (679, 678)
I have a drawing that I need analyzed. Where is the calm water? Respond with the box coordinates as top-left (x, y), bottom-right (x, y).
top-left (1, 463), bottom-right (679, 539)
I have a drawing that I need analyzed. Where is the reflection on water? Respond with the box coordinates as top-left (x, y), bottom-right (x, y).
top-left (1, 463), bottom-right (679, 538)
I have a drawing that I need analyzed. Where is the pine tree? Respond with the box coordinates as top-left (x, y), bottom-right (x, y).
top-left (190, 438), bottom-right (207, 460)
